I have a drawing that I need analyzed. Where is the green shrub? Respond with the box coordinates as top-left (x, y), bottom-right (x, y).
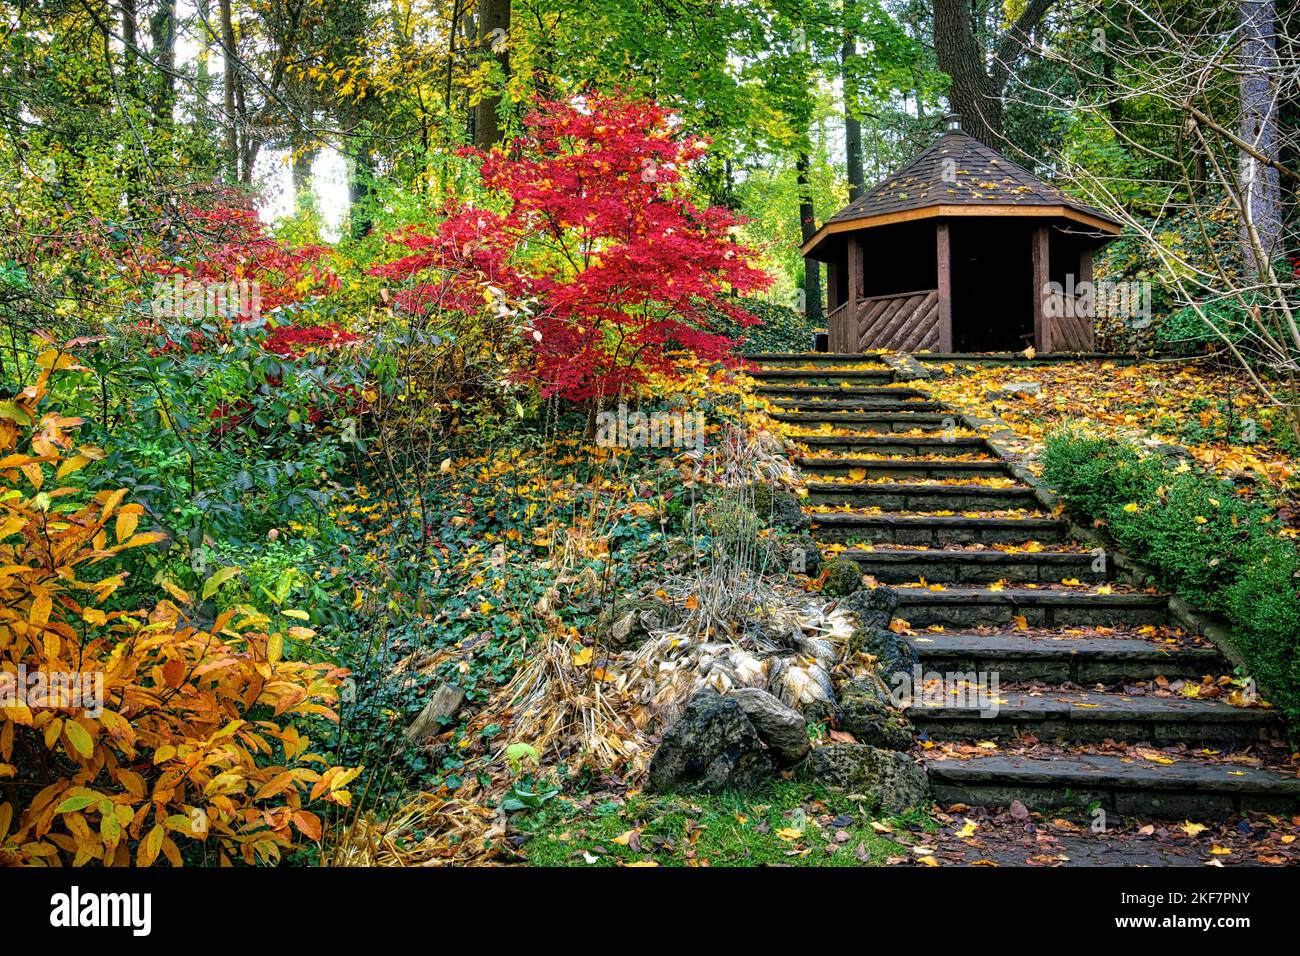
top-left (1156, 296), bottom-right (1253, 355)
top-left (1042, 429), bottom-right (1300, 718)
top-left (711, 299), bottom-right (819, 354)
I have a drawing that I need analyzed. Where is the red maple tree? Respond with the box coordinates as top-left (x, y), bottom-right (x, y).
top-left (370, 94), bottom-right (771, 403)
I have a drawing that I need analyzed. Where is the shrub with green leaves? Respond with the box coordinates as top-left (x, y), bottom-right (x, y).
top-left (1042, 429), bottom-right (1300, 718)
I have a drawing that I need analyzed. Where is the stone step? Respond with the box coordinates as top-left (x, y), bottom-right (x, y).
top-left (794, 435), bottom-right (992, 457)
top-left (772, 411), bottom-right (953, 432)
top-left (797, 457), bottom-right (1012, 481)
top-left (811, 512), bottom-right (1068, 546)
top-left (806, 481), bottom-right (1042, 512)
top-left (756, 385), bottom-right (928, 400)
top-left (744, 352), bottom-right (889, 367)
top-left (747, 368), bottom-right (898, 384)
top-left (925, 752), bottom-right (1300, 817)
top-left (907, 689), bottom-right (1277, 746)
top-left (894, 586), bottom-right (1169, 628)
top-left (842, 547), bottom-right (1108, 584)
top-left (771, 398), bottom-right (945, 413)
top-left (908, 632), bottom-right (1222, 682)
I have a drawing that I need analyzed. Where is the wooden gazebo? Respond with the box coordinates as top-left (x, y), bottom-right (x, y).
top-left (802, 119), bottom-right (1122, 353)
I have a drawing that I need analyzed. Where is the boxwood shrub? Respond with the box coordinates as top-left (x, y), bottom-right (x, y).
top-left (1042, 430), bottom-right (1300, 718)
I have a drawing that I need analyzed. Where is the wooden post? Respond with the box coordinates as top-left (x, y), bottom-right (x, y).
top-left (845, 235), bottom-right (862, 353)
top-left (935, 222), bottom-right (953, 351)
top-left (1078, 246), bottom-right (1094, 350)
top-left (1032, 225), bottom-right (1051, 353)
top-left (826, 260), bottom-right (841, 313)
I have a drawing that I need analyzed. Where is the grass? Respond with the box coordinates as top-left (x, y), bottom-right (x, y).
top-left (516, 780), bottom-right (921, 867)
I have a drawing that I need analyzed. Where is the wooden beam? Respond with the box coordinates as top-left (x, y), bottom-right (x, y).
top-left (845, 235), bottom-right (862, 352)
top-left (1032, 225), bottom-right (1051, 353)
top-left (800, 203), bottom-right (1122, 258)
top-left (1078, 245), bottom-right (1095, 350)
top-left (935, 222), bottom-right (953, 351)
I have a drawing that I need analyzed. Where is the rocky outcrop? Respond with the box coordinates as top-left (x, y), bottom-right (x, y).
top-left (821, 558), bottom-right (864, 597)
top-left (838, 676), bottom-right (914, 751)
top-left (809, 743), bottom-right (930, 812)
top-left (646, 688), bottom-right (774, 794)
top-left (750, 483), bottom-right (808, 530)
top-left (729, 687), bottom-right (810, 766)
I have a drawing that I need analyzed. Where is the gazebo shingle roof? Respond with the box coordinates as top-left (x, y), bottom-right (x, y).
top-left (823, 130), bottom-right (1119, 230)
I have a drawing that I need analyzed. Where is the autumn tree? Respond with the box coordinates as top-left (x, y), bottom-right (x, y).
top-left (371, 95), bottom-right (770, 407)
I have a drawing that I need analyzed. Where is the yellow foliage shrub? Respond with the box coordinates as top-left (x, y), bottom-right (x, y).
top-left (0, 356), bottom-right (357, 866)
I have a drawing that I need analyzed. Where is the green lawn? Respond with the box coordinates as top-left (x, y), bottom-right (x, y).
top-left (517, 781), bottom-right (921, 867)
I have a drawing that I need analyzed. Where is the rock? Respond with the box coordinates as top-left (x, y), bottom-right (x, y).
top-left (729, 687), bottom-right (810, 766)
top-left (646, 687), bottom-right (774, 794)
top-left (773, 533), bottom-right (823, 578)
top-left (839, 586), bottom-right (899, 630)
top-left (404, 682), bottom-right (466, 742)
top-left (809, 744), bottom-right (930, 811)
top-left (599, 597), bottom-right (680, 650)
top-left (750, 483), bottom-right (808, 530)
top-left (850, 626), bottom-right (919, 686)
top-left (993, 381), bottom-right (1041, 400)
top-left (821, 557), bottom-right (864, 597)
top-left (838, 676), bottom-right (914, 751)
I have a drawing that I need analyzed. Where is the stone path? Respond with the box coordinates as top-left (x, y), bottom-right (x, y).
top-left (746, 351), bottom-right (1300, 821)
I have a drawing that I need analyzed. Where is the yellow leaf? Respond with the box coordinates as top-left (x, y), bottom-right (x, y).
top-left (572, 646), bottom-right (594, 667)
top-left (202, 566), bottom-right (242, 600)
top-left (64, 720), bottom-right (93, 759)
top-left (1182, 821), bottom-right (1208, 837)
top-left (115, 510), bottom-right (138, 543)
top-left (138, 824), bottom-right (165, 867)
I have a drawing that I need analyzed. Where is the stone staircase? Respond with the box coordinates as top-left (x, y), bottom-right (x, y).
top-left (744, 351), bottom-right (1300, 818)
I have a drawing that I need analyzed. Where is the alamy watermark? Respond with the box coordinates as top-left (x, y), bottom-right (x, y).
top-left (1044, 274), bottom-right (1152, 328)
top-left (595, 402), bottom-right (705, 452)
top-left (150, 275), bottom-right (261, 321)
top-left (890, 665), bottom-right (1002, 718)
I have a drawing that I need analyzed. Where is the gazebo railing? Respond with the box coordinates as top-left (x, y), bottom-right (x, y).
top-left (828, 289), bottom-right (941, 353)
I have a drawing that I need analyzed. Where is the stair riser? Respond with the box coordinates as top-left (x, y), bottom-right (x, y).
top-left (913, 716), bottom-right (1263, 746)
top-left (795, 438), bottom-right (991, 457)
top-left (896, 602), bottom-right (1168, 629)
top-left (774, 415), bottom-right (953, 432)
top-left (772, 400), bottom-right (945, 413)
top-left (750, 372), bottom-right (898, 385)
top-left (800, 461), bottom-right (1012, 481)
top-left (915, 653), bottom-right (1218, 684)
top-left (758, 387), bottom-right (928, 400)
top-left (813, 521), bottom-right (1068, 546)
top-left (849, 556), bottom-right (1109, 584)
top-left (806, 488), bottom-right (1042, 511)
top-left (928, 783), bottom-right (1298, 817)
top-left (747, 356), bottom-right (888, 368)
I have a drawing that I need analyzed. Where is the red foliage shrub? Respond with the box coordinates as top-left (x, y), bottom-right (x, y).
top-left (371, 94), bottom-right (771, 403)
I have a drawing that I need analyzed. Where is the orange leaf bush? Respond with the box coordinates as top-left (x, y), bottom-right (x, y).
top-left (0, 355), bottom-right (357, 866)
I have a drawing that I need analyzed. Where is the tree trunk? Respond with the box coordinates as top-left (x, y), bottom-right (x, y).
top-left (1239, 0), bottom-right (1283, 275)
top-left (932, 0), bottom-right (1055, 148)
top-left (933, 0), bottom-right (1003, 145)
top-left (841, 19), bottom-right (864, 200)
top-left (149, 0), bottom-right (178, 124)
top-left (796, 151), bottom-right (824, 323)
top-left (473, 0), bottom-right (512, 149)
top-left (220, 0), bottom-right (238, 179)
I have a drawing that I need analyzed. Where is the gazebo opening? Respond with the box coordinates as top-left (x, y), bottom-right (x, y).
top-left (949, 220), bottom-right (1034, 352)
